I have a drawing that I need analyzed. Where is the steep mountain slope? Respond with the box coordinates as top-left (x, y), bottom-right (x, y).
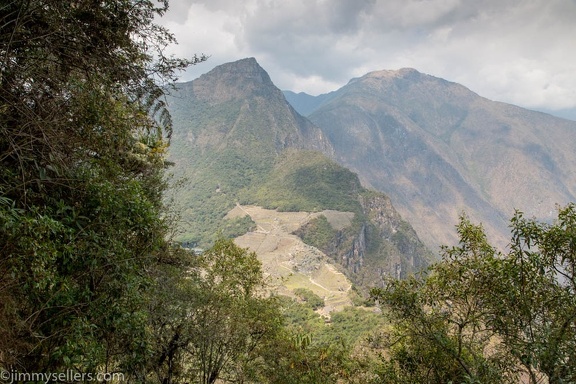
top-left (301, 68), bottom-right (576, 250)
top-left (166, 58), bottom-right (331, 244)
top-left (166, 58), bottom-right (431, 290)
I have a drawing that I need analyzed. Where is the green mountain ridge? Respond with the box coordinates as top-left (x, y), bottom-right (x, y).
top-left (253, 150), bottom-right (362, 213)
top-left (166, 58), bottom-right (431, 288)
top-left (253, 150), bottom-right (432, 286)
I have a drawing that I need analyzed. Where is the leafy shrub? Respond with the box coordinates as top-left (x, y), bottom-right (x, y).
top-left (294, 288), bottom-right (325, 310)
top-left (294, 215), bottom-right (337, 250)
top-left (221, 215), bottom-right (257, 238)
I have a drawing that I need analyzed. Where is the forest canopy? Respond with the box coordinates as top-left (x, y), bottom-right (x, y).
top-left (0, 0), bottom-right (204, 375)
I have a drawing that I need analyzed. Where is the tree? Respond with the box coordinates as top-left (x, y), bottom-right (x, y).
top-left (487, 205), bottom-right (576, 383)
top-left (254, 329), bottom-right (364, 384)
top-left (371, 205), bottom-right (576, 383)
top-left (0, 0), bottom-right (205, 374)
top-left (293, 288), bottom-right (325, 310)
top-left (370, 217), bottom-right (507, 383)
top-left (147, 239), bottom-right (283, 384)
top-left (188, 239), bottom-right (283, 383)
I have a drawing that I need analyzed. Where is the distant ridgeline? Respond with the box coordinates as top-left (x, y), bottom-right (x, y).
top-left (284, 68), bottom-right (576, 251)
top-left (166, 58), bottom-right (432, 288)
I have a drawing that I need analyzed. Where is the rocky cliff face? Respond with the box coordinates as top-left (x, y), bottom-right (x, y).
top-left (360, 193), bottom-right (428, 270)
top-left (294, 191), bottom-right (432, 289)
top-left (340, 223), bottom-right (366, 274)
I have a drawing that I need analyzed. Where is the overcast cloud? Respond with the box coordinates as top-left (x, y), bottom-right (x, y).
top-left (160, 0), bottom-right (576, 114)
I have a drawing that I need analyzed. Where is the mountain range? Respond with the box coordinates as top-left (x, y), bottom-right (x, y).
top-left (166, 58), bottom-right (431, 291)
top-left (286, 66), bottom-right (576, 250)
top-left (166, 57), bottom-right (576, 290)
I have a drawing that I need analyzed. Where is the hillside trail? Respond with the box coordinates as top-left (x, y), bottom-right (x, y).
top-left (227, 204), bottom-right (354, 313)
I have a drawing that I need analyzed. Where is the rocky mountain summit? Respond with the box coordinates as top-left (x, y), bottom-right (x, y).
top-left (170, 57), bottom-right (330, 155)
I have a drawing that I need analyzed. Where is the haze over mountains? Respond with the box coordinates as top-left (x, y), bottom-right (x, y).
top-left (167, 57), bottom-right (576, 271)
top-left (285, 66), bottom-right (576, 250)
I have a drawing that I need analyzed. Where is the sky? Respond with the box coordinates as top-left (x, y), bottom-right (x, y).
top-left (159, 0), bottom-right (576, 118)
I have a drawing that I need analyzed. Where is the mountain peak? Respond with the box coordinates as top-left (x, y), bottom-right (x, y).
top-left (187, 58), bottom-right (277, 103)
top-left (198, 57), bottom-right (273, 86)
top-left (305, 65), bottom-right (576, 250)
top-left (365, 68), bottom-right (432, 85)
top-left (346, 68), bottom-right (423, 86)
top-left (367, 67), bottom-right (421, 79)
top-left (169, 57), bottom-right (332, 156)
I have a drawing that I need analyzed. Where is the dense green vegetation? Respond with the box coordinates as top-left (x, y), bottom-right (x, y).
top-left (0, 0), bottom-right (202, 375)
top-left (220, 214), bottom-right (257, 239)
top-left (296, 215), bottom-right (338, 252)
top-left (167, 146), bottom-right (273, 247)
top-left (371, 205), bottom-right (576, 384)
top-left (318, 307), bottom-right (387, 348)
top-left (166, 95), bottom-right (280, 245)
top-left (148, 239), bottom-right (284, 383)
top-left (293, 288), bottom-right (325, 310)
top-left (253, 150), bottom-right (363, 213)
top-left (168, 147), bottom-right (364, 247)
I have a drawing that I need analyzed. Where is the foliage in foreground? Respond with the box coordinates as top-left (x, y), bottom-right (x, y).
top-left (372, 204), bottom-right (576, 384)
top-left (0, 0), bottom-right (204, 375)
top-left (147, 239), bottom-right (283, 383)
top-left (148, 240), bottom-right (387, 384)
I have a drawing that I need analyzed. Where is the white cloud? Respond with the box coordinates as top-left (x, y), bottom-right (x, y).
top-left (160, 0), bottom-right (576, 111)
top-left (161, 2), bottom-right (248, 82)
